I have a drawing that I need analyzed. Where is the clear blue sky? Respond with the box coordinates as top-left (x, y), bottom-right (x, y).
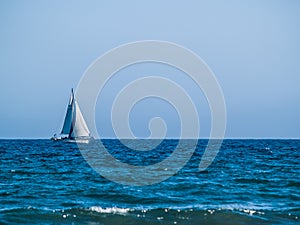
top-left (0, 0), bottom-right (299, 139)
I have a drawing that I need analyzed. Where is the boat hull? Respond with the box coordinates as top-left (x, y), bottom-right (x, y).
top-left (51, 137), bottom-right (91, 144)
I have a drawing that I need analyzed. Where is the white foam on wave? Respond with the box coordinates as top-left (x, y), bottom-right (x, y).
top-left (163, 203), bottom-right (276, 217)
top-left (88, 206), bottom-right (131, 215)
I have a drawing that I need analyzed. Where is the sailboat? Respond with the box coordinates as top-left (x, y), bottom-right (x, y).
top-left (51, 88), bottom-right (92, 143)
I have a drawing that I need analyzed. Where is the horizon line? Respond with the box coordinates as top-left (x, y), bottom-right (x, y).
top-left (0, 137), bottom-right (299, 140)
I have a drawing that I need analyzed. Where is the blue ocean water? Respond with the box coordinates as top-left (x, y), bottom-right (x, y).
top-left (0, 139), bottom-right (299, 225)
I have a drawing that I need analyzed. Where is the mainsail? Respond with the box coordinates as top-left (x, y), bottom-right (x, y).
top-left (60, 89), bottom-right (90, 138)
top-left (70, 100), bottom-right (90, 138)
top-left (61, 90), bottom-right (74, 135)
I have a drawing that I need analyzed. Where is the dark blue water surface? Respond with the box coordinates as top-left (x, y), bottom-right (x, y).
top-left (0, 139), bottom-right (299, 225)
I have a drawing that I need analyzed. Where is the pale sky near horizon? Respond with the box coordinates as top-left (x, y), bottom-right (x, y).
top-left (0, 0), bottom-right (299, 139)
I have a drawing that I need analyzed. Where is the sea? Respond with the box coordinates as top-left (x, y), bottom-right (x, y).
top-left (0, 139), bottom-right (299, 225)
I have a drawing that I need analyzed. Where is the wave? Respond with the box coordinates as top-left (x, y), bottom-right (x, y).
top-left (88, 206), bottom-right (131, 214)
top-left (1, 205), bottom-right (299, 225)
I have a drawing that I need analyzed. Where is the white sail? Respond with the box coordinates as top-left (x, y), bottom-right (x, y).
top-left (61, 92), bottom-right (74, 134)
top-left (70, 100), bottom-right (90, 138)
